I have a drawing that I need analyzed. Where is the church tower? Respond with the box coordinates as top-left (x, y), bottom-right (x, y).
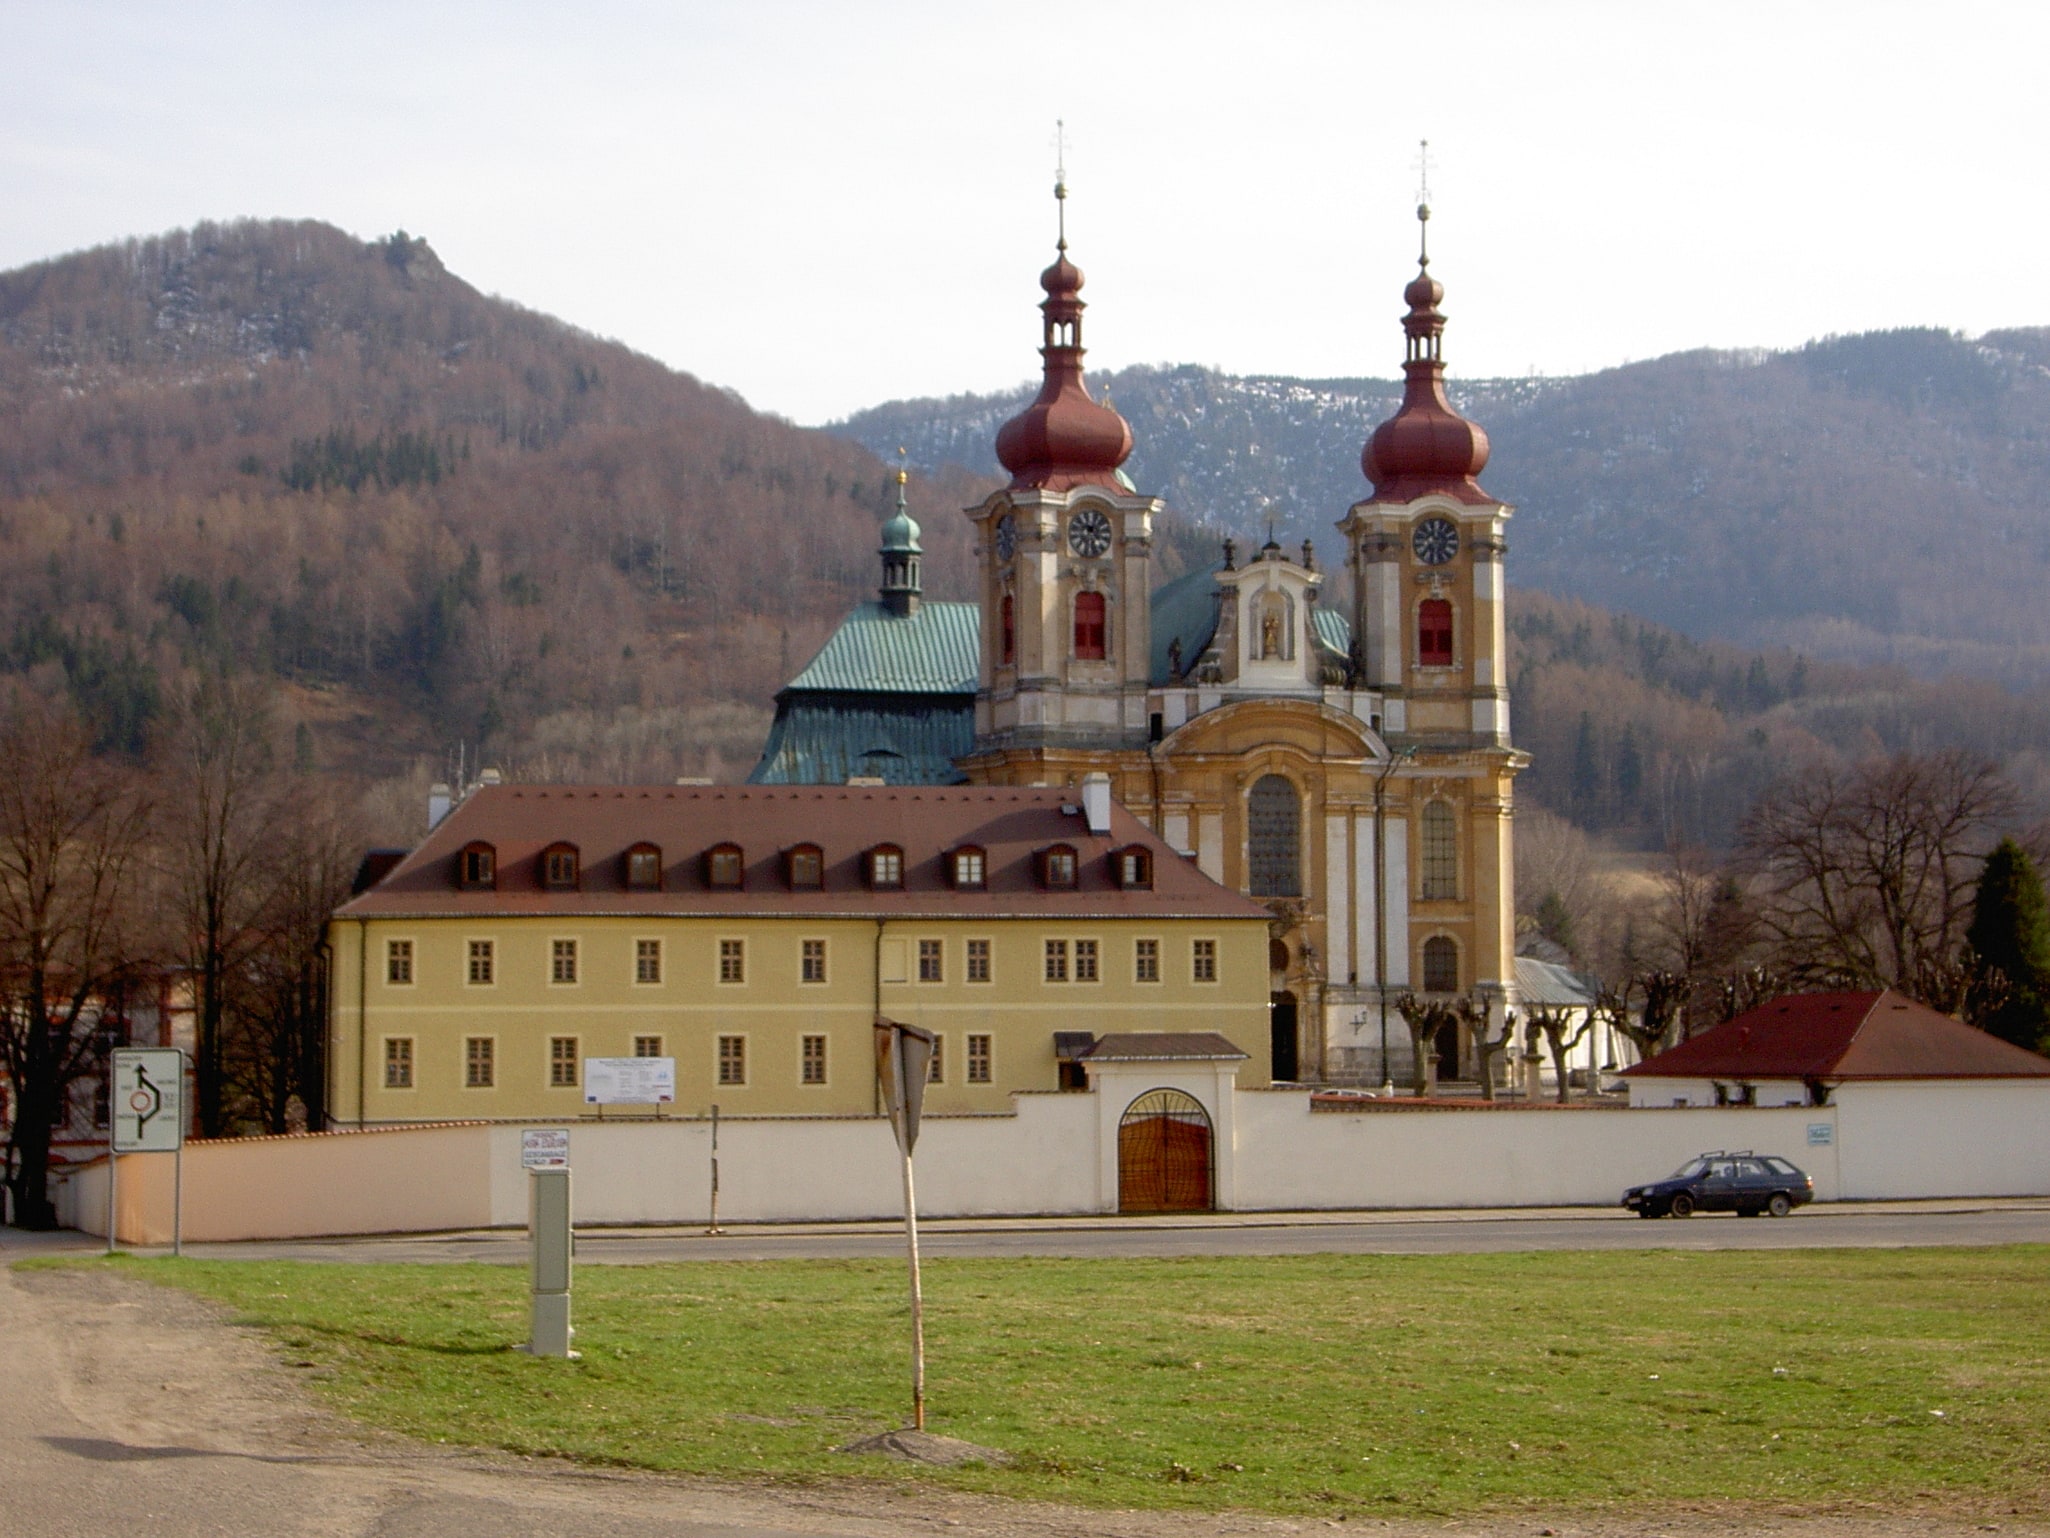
top-left (965, 172), bottom-right (1164, 764)
top-left (1339, 187), bottom-right (1521, 1041)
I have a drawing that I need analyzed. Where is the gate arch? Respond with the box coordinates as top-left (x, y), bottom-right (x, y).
top-left (1117, 1089), bottom-right (1214, 1213)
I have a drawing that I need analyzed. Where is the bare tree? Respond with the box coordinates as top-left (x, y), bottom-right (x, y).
top-left (1463, 997), bottom-right (1518, 1102)
top-left (1524, 1003), bottom-right (1594, 1103)
top-left (0, 688), bottom-right (151, 1228)
top-left (158, 672), bottom-right (284, 1138)
top-left (1393, 992), bottom-right (1453, 1098)
top-left (1596, 970), bottom-right (1688, 1066)
top-left (1516, 806), bottom-right (1600, 960)
top-left (1738, 751), bottom-right (2013, 1005)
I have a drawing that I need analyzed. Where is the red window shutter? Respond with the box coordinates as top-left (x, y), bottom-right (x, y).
top-left (1074, 592), bottom-right (1106, 660)
top-left (1419, 599), bottom-right (1453, 667)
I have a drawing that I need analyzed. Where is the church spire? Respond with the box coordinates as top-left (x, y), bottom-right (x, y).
top-left (992, 139), bottom-right (1134, 493)
top-left (878, 447), bottom-right (922, 617)
top-left (1361, 145), bottom-right (1492, 505)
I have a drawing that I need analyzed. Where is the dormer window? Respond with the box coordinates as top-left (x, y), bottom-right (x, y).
top-left (868, 844), bottom-right (905, 890)
top-left (785, 843), bottom-right (824, 889)
top-left (1111, 845), bottom-right (1153, 890)
top-left (623, 843), bottom-right (662, 891)
top-left (950, 846), bottom-right (987, 890)
top-left (539, 842), bottom-right (580, 890)
top-left (457, 842), bottom-right (496, 891)
top-left (703, 843), bottom-right (744, 889)
top-left (1038, 844), bottom-right (1078, 890)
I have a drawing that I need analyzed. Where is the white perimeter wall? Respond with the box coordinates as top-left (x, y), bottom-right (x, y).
top-left (57, 1080), bottom-right (2050, 1242)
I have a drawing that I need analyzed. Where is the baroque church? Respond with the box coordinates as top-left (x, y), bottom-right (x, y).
top-left (752, 193), bottom-right (1524, 1086)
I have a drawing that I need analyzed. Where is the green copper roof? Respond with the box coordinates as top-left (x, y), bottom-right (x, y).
top-left (784, 600), bottom-right (979, 694)
top-left (1313, 604), bottom-right (1351, 658)
top-left (748, 696), bottom-right (973, 785)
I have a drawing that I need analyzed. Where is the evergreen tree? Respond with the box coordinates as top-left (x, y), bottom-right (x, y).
top-left (1966, 838), bottom-right (2050, 1051)
top-left (1570, 712), bottom-right (1602, 822)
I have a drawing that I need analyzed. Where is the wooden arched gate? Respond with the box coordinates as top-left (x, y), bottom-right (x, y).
top-left (1117, 1089), bottom-right (1214, 1213)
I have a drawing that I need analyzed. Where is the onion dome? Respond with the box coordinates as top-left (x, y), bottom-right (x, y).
top-left (994, 238), bottom-right (1134, 493)
top-left (1362, 240), bottom-right (1492, 505)
top-left (878, 458), bottom-right (923, 616)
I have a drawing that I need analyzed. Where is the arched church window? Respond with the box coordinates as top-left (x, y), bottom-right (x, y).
top-left (1247, 775), bottom-right (1301, 897)
top-left (1422, 935), bottom-right (1459, 994)
top-left (1419, 598), bottom-right (1453, 667)
top-left (1074, 591), bottom-right (1106, 660)
top-left (1420, 801), bottom-right (1458, 900)
top-left (1001, 593), bottom-right (1015, 665)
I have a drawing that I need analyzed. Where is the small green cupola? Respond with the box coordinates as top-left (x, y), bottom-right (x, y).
top-left (879, 451), bottom-right (923, 616)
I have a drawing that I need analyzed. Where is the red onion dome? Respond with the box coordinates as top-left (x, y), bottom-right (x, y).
top-left (994, 247), bottom-right (1134, 493)
top-left (1362, 259), bottom-right (1492, 505)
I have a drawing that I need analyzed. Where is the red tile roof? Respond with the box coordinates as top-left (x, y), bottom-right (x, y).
top-left (337, 783), bottom-right (1269, 921)
top-left (1621, 989), bottom-right (2050, 1081)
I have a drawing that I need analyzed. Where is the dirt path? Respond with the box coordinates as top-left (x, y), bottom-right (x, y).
top-left (3, 1259), bottom-right (2040, 1538)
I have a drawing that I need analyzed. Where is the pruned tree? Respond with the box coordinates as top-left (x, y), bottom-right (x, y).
top-left (1596, 969), bottom-right (1688, 1066)
top-left (1461, 997), bottom-right (1518, 1102)
top-left (0, 688), bottom-right (152, 1229)
top-left (1738, 751), bottom-right (2013, 1006)
top-left (1524, 1003), bottom-right (1594, 1103)
top-left (1392, 992), bottom-right (1455, 1098)
top-left (1714, 964), bottom-right (1789, 1024)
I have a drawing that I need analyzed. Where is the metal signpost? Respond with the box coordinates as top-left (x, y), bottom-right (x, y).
top-left (873, 1018), bottom-right (935, 1431)
top-left (707, 1103), bottom-right (722, 1235)
top-left (520, 1129), bottom-right (576, 1357)
top-left (108, 1048), bottom-right (185, 1255)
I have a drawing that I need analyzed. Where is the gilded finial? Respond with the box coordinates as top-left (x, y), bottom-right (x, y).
top-left (896, 445), bottom-right (909, 490)
top-left (1413, 137), bottom-right (1434, 266)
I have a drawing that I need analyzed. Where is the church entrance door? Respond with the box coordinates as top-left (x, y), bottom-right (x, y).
top-left (1270, 991), bottom-right (1298, 1082)
top-left (1433, 1017), bottom-right (1462, 1083)
top-left (1117, 1089), bottom-right (1213, 1213)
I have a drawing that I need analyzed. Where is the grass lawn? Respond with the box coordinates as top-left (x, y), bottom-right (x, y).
top-left (67, 1245), bottom-right (2050, 1519)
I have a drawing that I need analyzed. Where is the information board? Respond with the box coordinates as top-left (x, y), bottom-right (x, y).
top-left (584, 1057), bottom-right (676, 1105)
top-left (110, 1048), bottom-right (184, 1153)
top-left (521, 1128), bottom-right (571, 1169)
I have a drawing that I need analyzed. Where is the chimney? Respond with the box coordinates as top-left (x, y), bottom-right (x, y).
top-left (1081, 772), bottom-right (1112, 836)
top-left (427, 782), bottom-right (452, 831)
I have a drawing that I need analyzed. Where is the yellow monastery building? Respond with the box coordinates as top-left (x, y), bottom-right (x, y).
top-left (755, 199), bottom-right (1525, 1084)
top-left (328, 781), bottom-right (1271, 1122)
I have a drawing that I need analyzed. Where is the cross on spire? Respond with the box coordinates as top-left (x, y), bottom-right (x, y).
top-left (1053, 118), bottom-right (1069, 251)
top-left (1413, 137), bottom-right (1435, 265)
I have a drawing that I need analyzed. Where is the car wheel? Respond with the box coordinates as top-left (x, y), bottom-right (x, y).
top-left (1669, 1192), bottom-right (1695, 1218)
top-left (1767, 1193), bottom-right (1792, 1218)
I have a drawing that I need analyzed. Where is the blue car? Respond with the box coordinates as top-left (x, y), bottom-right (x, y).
top-left (1622, 1150), bottom-right (1814, 1218)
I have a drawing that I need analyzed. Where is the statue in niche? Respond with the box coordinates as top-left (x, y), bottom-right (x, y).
top-left (1260, 609), bottom-right (1283, 659)
top-left (1167, 637), bottom-right (1184, 682)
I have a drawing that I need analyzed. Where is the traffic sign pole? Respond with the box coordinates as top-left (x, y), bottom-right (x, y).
top-left (873, 1019), bottom-right (934, 1432)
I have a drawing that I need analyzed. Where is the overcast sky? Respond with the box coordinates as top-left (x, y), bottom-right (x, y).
top-left (4, 1), bottom-right (2045, 425)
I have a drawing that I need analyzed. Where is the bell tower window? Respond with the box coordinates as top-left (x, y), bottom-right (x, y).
top-left (1074, 591), bottom-right (1106, 660)
top-left (1420, 800), bottom-right (1458, 900)
top-left (1419, 598), bottom-right (1453, 667)
top-left (1001, 593), bottom-right (1015, 665)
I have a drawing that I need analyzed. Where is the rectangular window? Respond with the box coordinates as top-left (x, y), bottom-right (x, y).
top-left (801, 1033), bottom-right (827, 1085)
top-left (383, 1037), bottom-right (414, 1089)
top-left (717, 1034), bottom-right (746, 1086)
top-left (801, 938), bottom-right (826, 984)
top-left (966, 938), bottom-right (992, 983)
top-left (1075, 939), bottom-right (1099, 983)
top-left (1192, 938), bottom-right (1218, 984)
top-left (549, 1036), bottom-right (579, 1088)
top-left (551, 938), bottom-right (578, 985)
top-left (386, 939), bottom-right (413, 985)
top-left (633, 1034), bottom-right (664, 1059)
top-left (870, 847), bottom-right (904, 887)
top-left (967, 1033), bottom-right (992, 1084)
top-left (633, 938), bottom-right (662, 985)
top-left (719, 938), bottom-right (745, 984)
top-left (465, 1036), bottom-right (495, 1088)
top-left (1135, 938), bottom-right (1160, 983)
top-left (927, 1033), bottom-right (944, 1084)
top-left (1044, 939), bottom-right (1069, 982)
top-left (918, 939), bottom-right (943, 983)
top-left (467, 939), bottom-right (494, 986)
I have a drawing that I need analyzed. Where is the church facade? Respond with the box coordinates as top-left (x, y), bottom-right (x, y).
top-left (754, 205), bottom-right (1524, 1086)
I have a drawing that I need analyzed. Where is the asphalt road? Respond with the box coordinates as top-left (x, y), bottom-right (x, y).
top-left (34, 1197), bottom-right (2049, 1266)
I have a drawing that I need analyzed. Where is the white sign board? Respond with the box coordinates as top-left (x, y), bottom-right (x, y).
top-left (521, 1128), bottom-right (571, 1169)
top-left (1807, 1122), bottom-right (1834, 1147)
top-left (584, 1057), bottom-right (676, 1105)
top-left (110, 1049), bottom-right (184, 1153)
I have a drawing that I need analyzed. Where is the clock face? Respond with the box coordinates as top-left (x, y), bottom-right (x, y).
top-left (994, 514), bottom-right (1017, 562)
top-left (1412, 516), bottom-right (1459, 566)
top-left (1067, 508), bottom-right (1114, 559)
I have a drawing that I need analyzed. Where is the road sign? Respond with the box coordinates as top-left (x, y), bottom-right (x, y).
top-left (110, 1049), bottom-right (184, 1153)
top-left (584, 1056), bottom-right (676, 1105)
top-left (521, 1128), bottom-right (570, 1169)
top-left (873, 1020), bottom-right (934, 1155)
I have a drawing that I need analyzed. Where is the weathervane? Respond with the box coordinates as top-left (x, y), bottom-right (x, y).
top-left (1413, 137), bottom-right (1434, 265)
top-left (896, 443), bottom-right (909, 489)
top-left (1053, 118), bottom-right (1069, 251)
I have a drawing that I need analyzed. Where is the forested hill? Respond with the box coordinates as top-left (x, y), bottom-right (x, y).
top-left (0, 219), bottom-right (1010, 779)
top-left (837, 329), bottom-right (2050, 686)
